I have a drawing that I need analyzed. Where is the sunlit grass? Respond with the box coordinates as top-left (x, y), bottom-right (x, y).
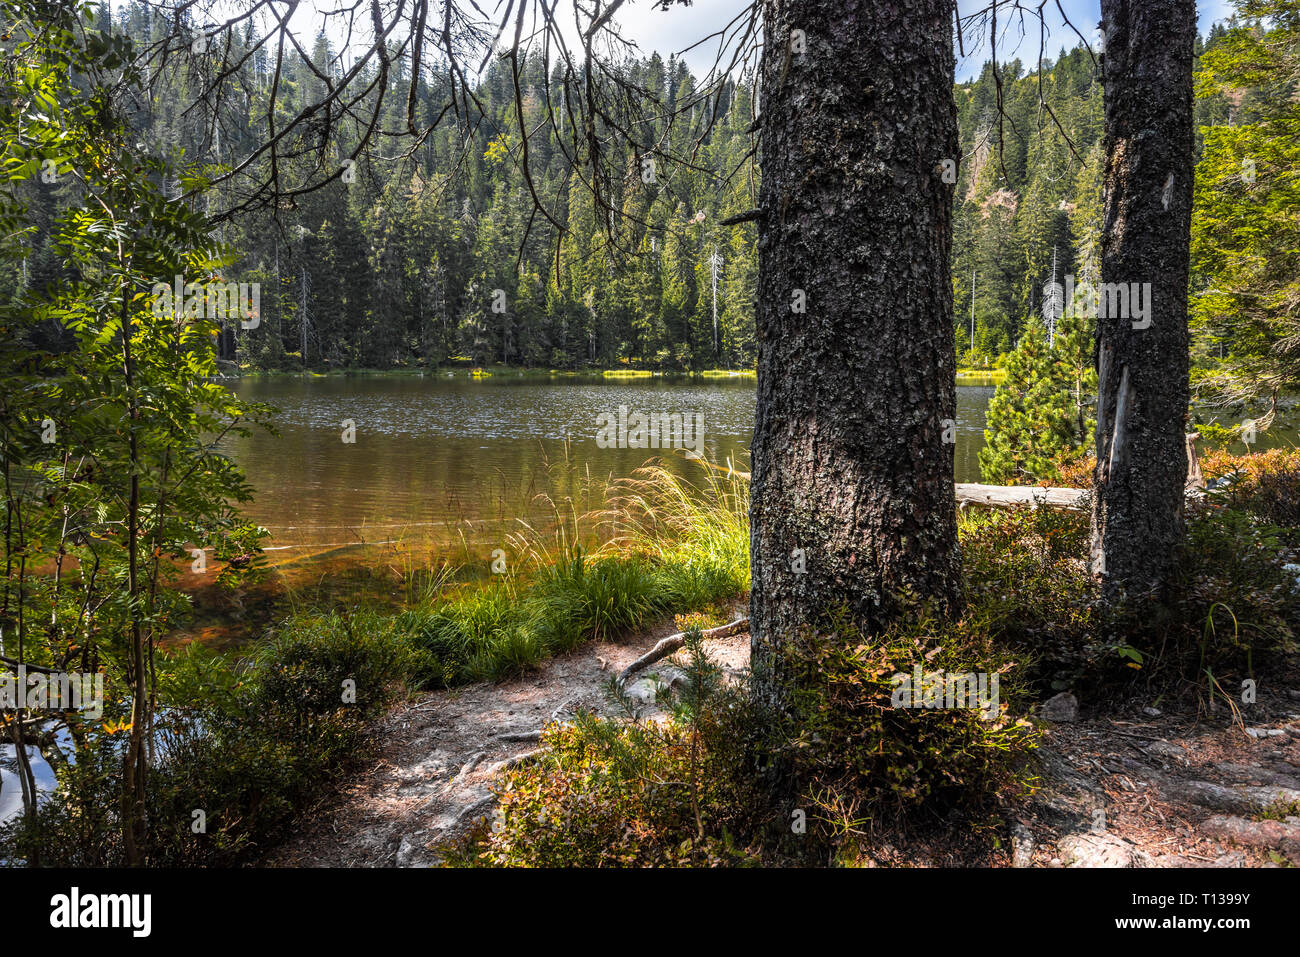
top-left (956, 368), bottom-right (1008, 386)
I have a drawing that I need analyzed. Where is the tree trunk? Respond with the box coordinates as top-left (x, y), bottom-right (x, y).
top-left (1091, 0), bottom-right (1195, 601)
top-left (119, 278), bottom-right (148, 866)
top-left (750, 0), bottom-right (962, 715)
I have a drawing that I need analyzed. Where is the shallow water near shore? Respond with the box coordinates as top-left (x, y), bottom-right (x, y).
top-left (222, 374), bottom-right (996, 557)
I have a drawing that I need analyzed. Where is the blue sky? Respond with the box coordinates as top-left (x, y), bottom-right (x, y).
top-left (608, 0), bottom-right (1239, 79)
top-left (166, 1), bottom-right (1243, 82)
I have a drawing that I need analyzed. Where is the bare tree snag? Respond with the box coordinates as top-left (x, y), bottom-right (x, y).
top-left (1091, 0), bottom-right (1196, 600)
top-left (1185, 432), bottom-right (1206, 492)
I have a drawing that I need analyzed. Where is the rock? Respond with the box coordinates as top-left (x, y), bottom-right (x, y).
top-left (1201, 815), bottom-right (1300, 862)
top-left (1010, 823), bottom-right (1035, 868)
top-left (1160, 779), bottom-right (1255, 815)
top-left (395, 832), bottom-right (429, 867)
top-left (1237, 785), bottom-right (1300, 810)
top-left (1041, 692), bottom-right (1079, 723)
top-left (1214, 763), bottom-right (1300, 790)
top-left (1160, 777), bottom-right (1300, 815)
top-left (1142, 707), bottom-right (1162, 717)
top-left (1247, 727), bottom-right (1288, 739)
top-left (1029, 749), bottom-right (1108, 825)
top-left (1141, 741), bottom-right (1188, 766)
top-left (1058, 831), bottom-right (1141, 868)
top-left (624, 678), bottom-right (657, 705)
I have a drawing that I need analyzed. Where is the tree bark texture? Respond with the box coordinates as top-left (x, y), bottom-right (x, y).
top-left (750, 0), bottom-right (963, 712)
top-left (1091, 0), bottom-right (1195, 601)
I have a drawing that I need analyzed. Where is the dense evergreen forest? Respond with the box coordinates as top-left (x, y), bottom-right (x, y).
top-left (1, 3), bottom-right (1242, 373)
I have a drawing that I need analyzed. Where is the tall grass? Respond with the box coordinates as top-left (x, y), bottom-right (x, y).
top-left (385, 456), bottom-right (752, 688)
top-left (598, 458), bottom-right (750, 591)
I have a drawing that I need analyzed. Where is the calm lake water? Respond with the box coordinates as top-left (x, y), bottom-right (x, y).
top-left (222, 375), bottom-right (995, 564)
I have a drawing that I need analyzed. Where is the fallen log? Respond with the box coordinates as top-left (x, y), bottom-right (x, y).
top-left (954, 483), bottom-right (1089, 510)
top-left (691, 459), bottom-right (1090, 511)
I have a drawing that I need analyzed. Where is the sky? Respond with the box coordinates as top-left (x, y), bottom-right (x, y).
top-left (156, 0), bottom-right (1242, 82)
top-left (599, 0), bottom-right (1239, 80)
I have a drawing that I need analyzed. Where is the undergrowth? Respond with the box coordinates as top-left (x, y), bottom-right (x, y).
top-left (10, 452), bottom-right (1300, 868)
top-left (448, 614), bottom-right (1042, 868)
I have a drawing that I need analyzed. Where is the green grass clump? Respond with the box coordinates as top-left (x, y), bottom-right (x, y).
top-left (390, 462), bottom-right (751, 688)
top-left (528, 550), bottom-right (665, 650)
top-left (398, 545), bottom-right (746, 688)
top-left (399, 582), bottom-right (540, 686)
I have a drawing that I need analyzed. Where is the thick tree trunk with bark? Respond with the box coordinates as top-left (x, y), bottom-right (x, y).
top-left (1091, 0), bottom-right (1195, 601)
top-left (749, 0), bottom-right (962, 713)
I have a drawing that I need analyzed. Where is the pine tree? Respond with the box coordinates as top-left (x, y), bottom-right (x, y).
top-left (1191, 0), bottom-right (1300, 416)
top-left (979, 317), bottom-right (1080, 484)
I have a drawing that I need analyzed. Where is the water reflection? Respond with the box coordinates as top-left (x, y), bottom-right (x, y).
top-left (223, 375), bottom-right (995, 557)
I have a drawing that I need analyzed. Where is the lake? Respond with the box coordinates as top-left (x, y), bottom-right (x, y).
top-left (221, 374), bottom-right (995, 569)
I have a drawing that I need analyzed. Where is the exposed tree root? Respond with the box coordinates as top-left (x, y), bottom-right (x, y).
top-left (616, 617), bottom-right (749, 685)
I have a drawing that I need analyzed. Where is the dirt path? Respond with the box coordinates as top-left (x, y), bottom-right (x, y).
top-left (263, 611), bottom-right (750, 867)
top-left (264, 618), bottom-right (1300, 868)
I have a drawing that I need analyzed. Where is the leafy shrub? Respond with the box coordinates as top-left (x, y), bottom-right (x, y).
top-left (447, 628), bottom-right (766, 867)
top-left (1201, 448), bottom-right (1300, 541)
top-left (1105, 507), bottom-right (1300, 690)
top-left (958, 507), bottom-right (1099, 684)
top-left (1, 614), bottom-right (422, 867)
top-left (957, 480), bottom-right (1300, 696)
top-left (249, 611), bottom-right (426, 720)
top-left (448, 715), bottom-right (762, 867)
top-left (775, 614), bottom-right (1041, 843)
